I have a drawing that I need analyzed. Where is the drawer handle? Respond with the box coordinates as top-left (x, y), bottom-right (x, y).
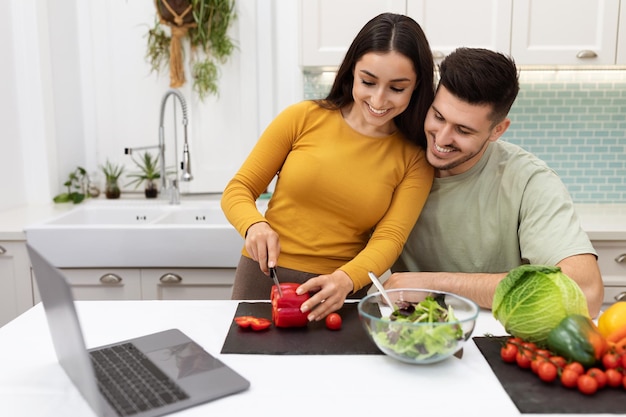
top-left (99, 273), bottom-right (123, 284)
top-left (615, 292), bottom-right (626, 302)
top-left (615, 253), bottom-right (626, 263)
top-left (0, 245), bottom-right (5, 255)
top-left (576, 50), bottom-right (597, 59)
top-left (160, 273), bottom-right (183, 284)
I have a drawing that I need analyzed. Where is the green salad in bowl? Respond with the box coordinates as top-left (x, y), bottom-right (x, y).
top-left (358, 289), bottom-right (479, 364)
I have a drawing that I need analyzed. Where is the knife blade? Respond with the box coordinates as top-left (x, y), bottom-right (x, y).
top-left (270, 267), bottom-right (283, 297)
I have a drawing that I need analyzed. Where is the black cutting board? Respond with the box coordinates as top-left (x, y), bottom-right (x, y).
top-left (473, 336), bottom-right (626, 414)
top-left (221, 302), bottom-right (382, 355)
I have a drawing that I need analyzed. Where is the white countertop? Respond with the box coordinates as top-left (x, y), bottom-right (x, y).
top-left (575, 204), bottom-right (626, 241)
top-left (0, 194), bottom-right (223, 241)
top-left (1, 200), bottom-right (626, 241)
top-left (0, 299), bottom-right (599, 417)
top-left (0, 203), bottom-right (74, 240)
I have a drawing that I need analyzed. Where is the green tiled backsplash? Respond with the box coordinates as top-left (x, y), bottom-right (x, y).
top-left (304, 69), bottom-right (626, 204)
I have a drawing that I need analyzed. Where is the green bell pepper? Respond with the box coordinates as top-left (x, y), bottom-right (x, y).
top-left (546, 314), bottom-right (608, 367)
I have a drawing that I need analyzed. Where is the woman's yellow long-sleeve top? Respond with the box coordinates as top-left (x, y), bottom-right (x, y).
top-left (221, 101), bottom-right (433, 292)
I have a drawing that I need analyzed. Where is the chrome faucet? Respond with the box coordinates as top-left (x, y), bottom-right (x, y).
top-left (124, 89), bottom-right (193, 204)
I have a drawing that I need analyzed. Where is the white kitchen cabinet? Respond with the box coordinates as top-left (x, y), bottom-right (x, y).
top-left (32, 268), bottom-right (235, 302)
top-left (141, 268), bottom-right (235, 300)
top-left (618, 5), bottom-right (626, 64)
top-left (62, 269), bottom-right (143, 300)
top-left (33, 268), bottom-right (143, 302)
top-left (0, 241), bottom-right (34, 327)
top-left (300, 0), bottom-right (624, 67)
top-left (593, 241), bottom-right (626, 308)
top-left (511, 0), bottom-right (620, 65)
top-left (300, 0), bottom-right (406, 66)
top-left (300, 0), bottom-right (510, 66)
top-left (406, 0), bottom-right (512, 62)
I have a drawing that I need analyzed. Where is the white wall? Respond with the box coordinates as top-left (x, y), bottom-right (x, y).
top-left (1, 0), bottom-right (303, 211)
top-left (0, 2), bottom-right (26, 209)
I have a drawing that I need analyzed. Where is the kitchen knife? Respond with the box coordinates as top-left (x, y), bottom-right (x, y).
top-left (270, 267), bottom-right (283, 297)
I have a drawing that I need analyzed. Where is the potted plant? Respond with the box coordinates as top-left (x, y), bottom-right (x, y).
top-left (53, 166), bottom-right (89, 204)
top-left (145, 0), bottom-right (237, 100)
top-left (126, 152), bottom-right (163, 198)
top-left (100, 160), bottom-right (125, 199)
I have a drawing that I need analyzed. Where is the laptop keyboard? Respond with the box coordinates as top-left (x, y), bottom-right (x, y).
top-left (90, 342), bottom-right (189, 416)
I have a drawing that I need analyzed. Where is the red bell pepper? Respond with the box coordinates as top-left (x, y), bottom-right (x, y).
top-left (271, 283), bottom-right (309, 328)
top-left (234, 315), bottom-right (272, 331)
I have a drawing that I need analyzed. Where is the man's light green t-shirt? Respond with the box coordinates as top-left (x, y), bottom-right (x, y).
top-left (394, 140), bottom-right (596, 273)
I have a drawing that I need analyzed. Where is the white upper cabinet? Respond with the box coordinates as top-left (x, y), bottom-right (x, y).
top-left (300, 0), bottom-right (406, 66)
top-left (406, 0), bottom-right (512, 62)
top-left (300, 0), bottom-right (625, 67)
top-left (511, 0), bottom-right (620, 65)
top-left (618, 3), bottom-right (626, 64)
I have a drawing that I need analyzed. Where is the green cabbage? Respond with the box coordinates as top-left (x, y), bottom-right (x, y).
top-left (492, 265), bottom-right (589, 344)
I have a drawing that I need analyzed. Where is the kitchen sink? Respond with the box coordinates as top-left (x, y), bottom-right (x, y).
top-left (152, 206), bottom-right (229, 225)
top-left (44, 205), bottom-right (171, 225)
top-left (25, 199), bottom-right (267, 268)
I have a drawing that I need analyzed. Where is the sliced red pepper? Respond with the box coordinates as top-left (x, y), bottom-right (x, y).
top-left (234, 315), bottom-right (272, 331)
top-left (271, 283), bottom-right (310, 328)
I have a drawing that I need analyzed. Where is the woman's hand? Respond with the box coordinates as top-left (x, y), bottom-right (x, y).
top-left (297, 270), bottom-right (353, 321)
top-left (245, 222), bottom-right (280, 275)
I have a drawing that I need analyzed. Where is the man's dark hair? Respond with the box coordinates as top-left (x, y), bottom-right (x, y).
top-left (438, 47), bottom-right (520, 124)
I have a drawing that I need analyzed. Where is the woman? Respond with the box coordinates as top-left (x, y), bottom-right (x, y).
top-left (221, 13), bottom-right (434, 321)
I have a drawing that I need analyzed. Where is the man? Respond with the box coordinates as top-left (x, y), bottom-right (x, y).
top-left (386, 47), bottom-right (604, 317)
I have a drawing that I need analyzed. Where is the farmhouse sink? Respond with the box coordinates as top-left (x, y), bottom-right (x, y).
top-left (24, 199), bottom-right (267, 268)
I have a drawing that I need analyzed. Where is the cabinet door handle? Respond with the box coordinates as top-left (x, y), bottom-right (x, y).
top-left (160, 273), bottom-right (183, 284)
top-left (576, 50), bottom-right (597, 59)
top-left (0, 245), bottom-right (5, 255)
top-left (615, 253), bottom-right (626, 263)
top-left (615, 292), bottom-right (626, 302)
top-left (99, 273), bottom-right (123, 284)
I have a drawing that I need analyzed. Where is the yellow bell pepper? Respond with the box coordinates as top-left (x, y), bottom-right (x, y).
top-left (598, 301), bottom-right (626, 338)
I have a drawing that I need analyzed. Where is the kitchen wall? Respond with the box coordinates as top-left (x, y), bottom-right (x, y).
top-left (304, 69), bottom-right (626, 204)
top-left (1, 0), bottom-right (301, 212)
top-left (3, 1), bottom-right (624, 212)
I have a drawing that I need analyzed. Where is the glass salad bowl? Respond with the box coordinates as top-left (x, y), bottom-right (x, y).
top-left (358, 289), bottom-right (479, 364)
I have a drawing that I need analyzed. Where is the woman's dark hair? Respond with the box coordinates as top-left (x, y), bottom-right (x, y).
top-left (438, 47), bottom-right (520, 124)
top-left (316, 13), bottom-right (434, 149)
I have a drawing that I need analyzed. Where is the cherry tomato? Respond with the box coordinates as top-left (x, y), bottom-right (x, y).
top-left (531, 357), bottom-right (543, 374)
top-left (564, 362), bottom-right (584, 375)
top-left (587, 368), bottom-right (607, 389)
top-left (549, 356), bottom-right (567, 369)
top-left (560, 369), bottom-right (580, 389)
top-left (605, 368), bottom-right (623, 388)
top-left (325, 313), bottom-right (342, 330)
top-left (577, 374), bottom-right (598, 395)
top-left (516, 350), bottom-right (532, 369)
top-left (538, 361), bottom-right (558, 383)
top-left (234, 316), bottom-right (272, 331)
top-left (622, 354), bottom-right (626, 369)
top-left (521, 342), bottom-right (537, 355)
top-left (623, 374), bottom-right (626, 390)
top-left (500, 343), bottom-right (518, 363)
top-left (602, 352), bottom-right (620, 369)
top-left (534, 349), bottom-right (551, 360)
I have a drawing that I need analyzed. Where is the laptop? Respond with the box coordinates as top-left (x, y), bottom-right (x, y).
top-left (27, 244), bottom-right (250, 417)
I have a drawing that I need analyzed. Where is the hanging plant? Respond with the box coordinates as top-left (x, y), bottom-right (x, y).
top-left (146, 0), bottom-right (237, 100)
